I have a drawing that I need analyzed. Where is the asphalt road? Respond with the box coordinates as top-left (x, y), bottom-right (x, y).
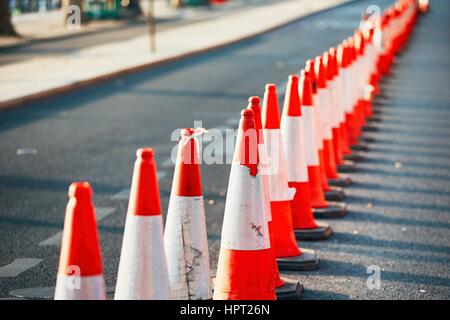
top-left (0, 0), bottom-right (449, 300)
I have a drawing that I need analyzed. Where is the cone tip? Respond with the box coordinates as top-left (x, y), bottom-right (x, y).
top-left (248, 96), bottom-right (261, 106)
top-left (265, 83), bottom-right (277, 92)
top-left (68, 181), bottom-right (93, 200)
top-left (137, 147), bottom-right (154, 160)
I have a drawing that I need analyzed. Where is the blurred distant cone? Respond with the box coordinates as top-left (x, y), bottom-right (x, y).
top-left (115, 148), bottom-right (170, 300)
top-left (54, 182), bottom-right (106, 300)
top-left (322, 51), bottom-right (352, 187)
top-left (299, 71), bottom-right (347, 219)
top-left (247, 97), bottom-right (303, 300)
top-left (213, 109), bottom-right (276, 300)
top-left (164, 129), bottom-right (212, 300)
top-left (307, 58), bottom-right (346, 202)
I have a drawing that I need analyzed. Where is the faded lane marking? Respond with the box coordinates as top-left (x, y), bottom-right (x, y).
top-left (0, 258), bottom-right (43, 277)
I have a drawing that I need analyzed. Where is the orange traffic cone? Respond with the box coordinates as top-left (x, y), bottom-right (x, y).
top-left (337, 43), bottom-right (365, 163)
top-left (115, 148), bottom-right (170, 300)
top-left (164, 128), bottom-right (212, 300)
top-left (54, 182), bottom-right (106, 300)
top-left (247, 97), bottom-right (303, 300)
top-left (306, 58), bottom-right (346, 202)
top-left (272, 79), bottom-right (332, 241)
top-left (299, 71), bottom-right (347, 219)
top-left (213, 109), bottom-right (276, 300)
top-left (321, 51), bottom-right (352, 188)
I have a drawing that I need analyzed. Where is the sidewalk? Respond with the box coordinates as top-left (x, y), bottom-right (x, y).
top-left (0, 0), bottom-right (349, 110)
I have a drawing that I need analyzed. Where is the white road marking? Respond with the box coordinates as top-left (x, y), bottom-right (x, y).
top-left (110, 171), bottom-right (167, 200)
top-left (39, 207), bottom-right (116, 246)
top-left (0, 258), bottom-right (43, 277)
top-left (16, 148), bottom-right (37, 155)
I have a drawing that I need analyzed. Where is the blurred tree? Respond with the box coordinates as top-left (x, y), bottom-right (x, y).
top-left (0, 0), bottom-right (18, 36)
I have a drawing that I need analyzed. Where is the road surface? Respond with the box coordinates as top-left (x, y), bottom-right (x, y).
top-left (0, 0), bottom-right (449, 299)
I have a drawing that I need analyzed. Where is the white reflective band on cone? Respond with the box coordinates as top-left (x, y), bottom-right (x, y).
top-left (263, 129), bottom-right (296, 202)
top-left (300, 107), bottom-right (320, 166)
top-left (280, 116), bottom-right (309, 183)
top-left (328, 80), bottom-right (341, 129)
top-left (258, 143), bottom-right (273, 222)
top-left (54, 274), bottom-right (106, 300)
top-left (115, 214), bottom-right (170, 300)
top-left (315, 91), bottom-right (325, 149)
top-left (336, 75), bottom-right (346, 124)
top-left (221, 163), bottom-right (270, 251)
top-left (321, 88), bottom-right (334, 140)
top-left (164, 195), bottom-right (212, 300)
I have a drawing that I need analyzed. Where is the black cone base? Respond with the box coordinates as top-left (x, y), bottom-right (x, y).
top-left (337, 160), bottom-right (357, 173)
top-left (360, 135), bottom-right (376, 143)
top-left (276, 278), bottom-right (304, 300)
top-left (344, 152), bottom-right (365, 162)
top-left (328, 174), bottom-right (352, 187)
top-left (350, 143), bottom-right (370, 151)
top-left (362, 124), bottom-right (379, 132)
top-left (277, 248), bottom-right (319, 271)
top-left (294, 224), bottom-right (333, 241)
top-left (313, 202), bottom-right (348, 219)
top-left (324, 187), bottom-right (345, 202)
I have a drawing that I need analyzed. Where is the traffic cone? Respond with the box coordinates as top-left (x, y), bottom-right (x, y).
top-left (321, 51), bottom-right (352, 188)
top-left (299, 71), bottom-right (348, 219)
top-left (337, 42), bottom-right (365, 163)
top-left (54, 182), bottom-right (106, 300)
top-left (328, 47), bottom-right (358, 174)
top-left (306, 58), bottom-right (346, 202)
top-left (115, 148), bottom-right (170, 300)
top-left (164, 128), bottom-right (212, 300)
top-left (213, 109), bottom-right (276, 300)
top-left (272, 79), bottom-right (332, 241)
top-left (247, 97), bottom-right (303, 300)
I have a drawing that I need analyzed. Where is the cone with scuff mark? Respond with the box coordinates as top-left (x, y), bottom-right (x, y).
top-left (247, 96), bottom-right (303, 300)
top-left (164, 128), bottom-right (212, 300)
top-left (213, 109), bottom-right (276, 300)
top-left (54, 182), bottom-right (106, 300)
top-left (115, 148), bottom-right (170, 300)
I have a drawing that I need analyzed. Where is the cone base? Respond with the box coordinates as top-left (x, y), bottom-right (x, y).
top-left (294, 224), bottom-right (333, 241)
top-left (313, 202), bottom-right (348, 219)
top-left (276, 278), bottom-right (304, 300)
top-left (344, 152), bottom-right (365, 162)
top-left (362, 124), bottom-right (379, 132)
top-left (337, 160), bottom-right (357, 173)
top-left (328, 175), bottom-right (352, 187)
top-left (324, 187), bottom-right (346, 202)
top-left (350, 143), bottom-right (370, 152)
top-left (359, 135), bottom-right (376, 143)
top-left (277, 248), bottom-right (319, 271)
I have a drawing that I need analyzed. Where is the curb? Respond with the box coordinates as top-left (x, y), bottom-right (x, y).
top-left (0, 0), bottom-right (354, 112)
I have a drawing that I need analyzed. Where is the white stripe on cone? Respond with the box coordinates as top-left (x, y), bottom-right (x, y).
top-left (220, 163), bottom-right (270, 251)
top-left (259, 143), bottom-right (274, 222)
top-left (280, 116), bottom-right (309, 183)
top-left (55, 274), bottom-right (106, 300)
top-left (164, 195), bottom-right (212, 300)
top-left (314, 91), bottom-right (325, 150)
top-left (300, 107), bottom-right (320, 166)
top-left (263, 128), bottom-right (296, 202)
top-left (115, 214), bottom-right (170, 300)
